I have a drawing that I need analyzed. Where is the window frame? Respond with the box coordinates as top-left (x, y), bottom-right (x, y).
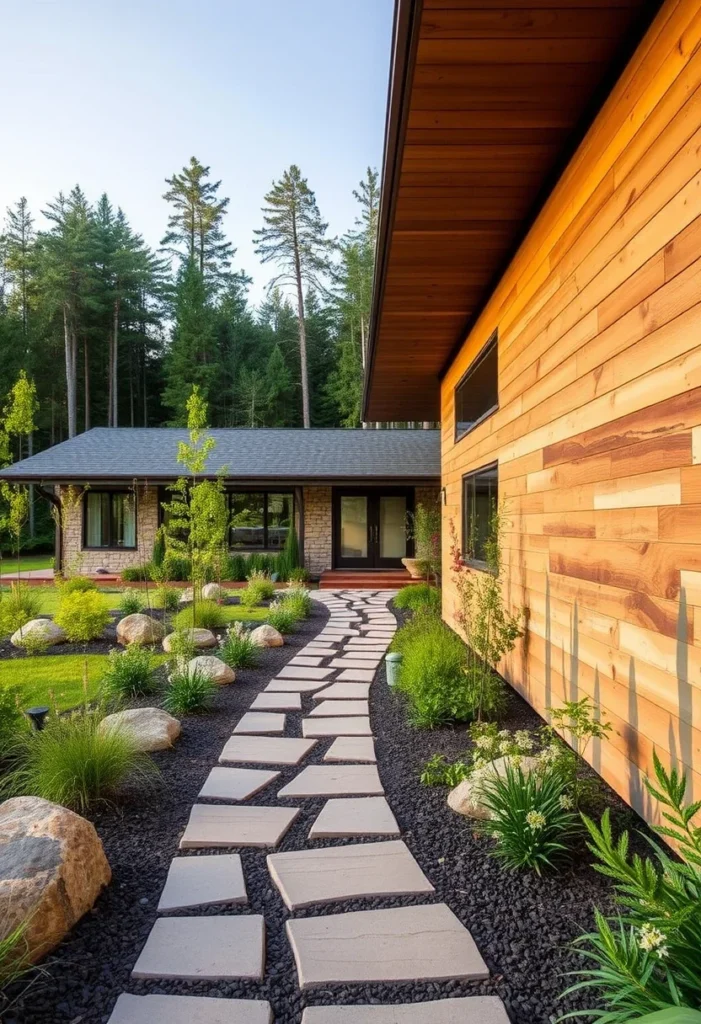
top-left (229, 489), bottom-right (295, 552)
top-left (461, 461), bottom-right (499, 572)
top-left (82, 489), bottom-right (137, 551)
top-left (454, 330), bottom-right (499, 443)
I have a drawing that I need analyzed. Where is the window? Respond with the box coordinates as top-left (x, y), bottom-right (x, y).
top-left (84, 491), bottom-right (136, 549)
top-left (462, 462), bottom-right (498, 568)
top-left (230, 491), bottom-right (294, 551)
top-left (455, 332), bottom-right (498, 441)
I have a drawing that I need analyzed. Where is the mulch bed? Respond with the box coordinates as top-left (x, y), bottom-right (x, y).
top-left (4, 597), bottom-right (653, 1024)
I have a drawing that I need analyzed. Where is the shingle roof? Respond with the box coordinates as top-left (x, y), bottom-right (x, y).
top-left (0, 428), bottom-right (441, 482)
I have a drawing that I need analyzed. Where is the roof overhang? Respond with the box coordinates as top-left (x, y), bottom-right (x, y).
top-left (364, 0), bottom-right (662, 422)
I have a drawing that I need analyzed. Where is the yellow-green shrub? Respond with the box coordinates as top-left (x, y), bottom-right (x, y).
top-left (54, 590), bottom-right (112, 642)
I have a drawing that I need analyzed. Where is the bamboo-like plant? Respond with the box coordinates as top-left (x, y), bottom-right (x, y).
top-left (407, 501), bottom-right (442, 582)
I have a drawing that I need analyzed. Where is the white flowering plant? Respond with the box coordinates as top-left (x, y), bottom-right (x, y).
top-left (219, 621), bottom-right (259, 669)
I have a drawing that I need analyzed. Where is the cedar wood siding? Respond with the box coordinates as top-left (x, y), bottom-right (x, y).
top-left (441, 0), bottom-right (701, 829)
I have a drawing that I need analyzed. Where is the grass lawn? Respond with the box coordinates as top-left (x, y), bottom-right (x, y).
top-left (0, 553), bottom-right (54, 574)
top-left (0, 652), bottom-right (169, 711)
top-left (0, 586), bottom-right (121, 617)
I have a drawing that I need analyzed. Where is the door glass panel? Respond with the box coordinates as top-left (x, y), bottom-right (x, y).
top-left (340, 496), bottom-right (368, 558)
top-left (230, 493), bottom-right (265, 549)
top-left (380, 496), bottom-right (407, 559)
top-left (267, 493), bottom-right (293, 549)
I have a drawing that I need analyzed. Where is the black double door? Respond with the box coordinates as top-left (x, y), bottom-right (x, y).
top-left (332, 488), bottom-right (413, 570)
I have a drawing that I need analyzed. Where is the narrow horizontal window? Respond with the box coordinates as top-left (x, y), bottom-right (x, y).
top-left (462, 462), bottom-right (498, 568)
top-left (455, 332), bottom-right (498, 441)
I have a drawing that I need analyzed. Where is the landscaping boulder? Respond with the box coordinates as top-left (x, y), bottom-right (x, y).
top-left (10, 618), bottom-right (66, 648)
top-left (447, 755), bottom-right (540, 820)
top-left (187, 655), bottom-right (235, 685)
top-left (163, 628), bottom-right (217, 652)
top-left (250, 623), bottom-right (284, 648)
top-left (99, 707), bottom-right (181, 751)
top-left (0, 796), bottom-right (111, 963)
top-left (178, 588), bottom-right (194, 604)
top-left (116, 613), bottom-right (166, 646)
top-left (202, 582), bottom-right (225, 601)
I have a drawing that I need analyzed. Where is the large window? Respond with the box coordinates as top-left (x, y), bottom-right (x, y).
top-left (455, 332), bottom-right (498, 441)
top-left (230, 491), bottom-right (294, 551)
top-left (462, 462), bottom-right (498, 568)
top-left (84, 491), bottom-right (136, 549)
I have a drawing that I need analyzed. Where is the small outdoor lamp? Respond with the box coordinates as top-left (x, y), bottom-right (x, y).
top-left (25, 705), bottom-right (50, 731)
top-left (385, 652), bottom-right (402, 687)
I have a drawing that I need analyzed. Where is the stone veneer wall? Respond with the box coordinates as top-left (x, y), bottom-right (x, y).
top-left (303, 486), bottom-right (332, 577)
top-left (59, 485), bottom-right (159, 574)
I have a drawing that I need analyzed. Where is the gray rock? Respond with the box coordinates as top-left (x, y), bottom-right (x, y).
top-left (10, 618), bottom-right (66, 648)
top-left (99, 707), bottom-right (181, 751)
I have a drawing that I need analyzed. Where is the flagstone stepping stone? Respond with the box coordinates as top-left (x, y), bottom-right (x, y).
top-left (180, 804), bottom-right (299, 848)
top-left (219, 736), bottom-right (316, 766)
top-left (108, 994), bottom-right (273, 1024)
top-left (324, 736), bottom-right (376, 762)
top-left (309, 700), bottom-right (369, 717)
top-left (268, 840), bottom-right (433, 910)
top-left (335, 651), bottom-right (383, 661)
top-left (299, 646), bottom-right (336, 655)
top-left (346, 637), bottom-right (390, 645)
top-left (132, 915), bottom-right (265, 980)
top-left (300, 997), bottom-right (510, 1024)
top-left (365, 632), bottom-right (395, 640)
top-left (278, 764), bottom-right (383, 798)
top-left (157, 854), bottom-right (247, 911)
top-left (286, 904), bottom-right (488, 989)
top-left (343, 645), bottom-right (389, 653)
top-left (276, 666), bottom-right (334, 680)
top-left (265, 679), bottom-right (329, 693)
top-left (289, 656), bottom-right (325, 667)
top-left (198, 767), bottom-right (279, 802)
top-left (233, 712), bottom-right (286, 735)
top-left (313, 682), bottom-right (370, 700)
top-left (251, 692), bottom-right (302, 711)
top-left (329, 658), bottom-right (380, 670)
top-left (336, 669), bottom-right (375, 682)
top-left (309, 796), bottom-right (398, 839)
top-left (302, 718), bottom-right (372, 738)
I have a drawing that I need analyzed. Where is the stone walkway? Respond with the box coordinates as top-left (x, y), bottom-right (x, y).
top-left (107, 591), bottom-right (510, 1023)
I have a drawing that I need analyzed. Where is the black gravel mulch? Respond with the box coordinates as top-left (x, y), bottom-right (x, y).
top-left (4, 596), bottom-right (650, 1024)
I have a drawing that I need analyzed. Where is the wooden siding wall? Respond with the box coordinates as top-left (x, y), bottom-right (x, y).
top-left (441, 0), bottom-right (701, 828)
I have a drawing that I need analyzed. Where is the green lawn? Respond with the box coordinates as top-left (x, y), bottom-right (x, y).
top-left (0, 553), bottom-right (54, 574)
top-left (0, 586), bottom-right (121, 617)
top-left (0, 586), bottom-right (268, 621)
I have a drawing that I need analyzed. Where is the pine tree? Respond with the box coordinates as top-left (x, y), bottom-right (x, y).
top-left (264, 344), bottom-right (293, 426)
top-left (162, 157), bottom-right (234, 283)
top-left (162, 258), bottom-right (217, 422)
top-left (237, 366), bottom-right (270, 428)
top-left (254, 166), bottom-right (334, 428)
top-left (4, 198), bottom-right (35, 340)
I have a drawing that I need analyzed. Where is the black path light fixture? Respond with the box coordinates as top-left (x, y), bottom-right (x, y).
top-left (25, 705), bottom-right (50, 731)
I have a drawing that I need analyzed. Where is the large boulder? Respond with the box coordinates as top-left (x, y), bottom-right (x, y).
top-left (99, 707), bottom-right (181, 751)
top-left (250, 623), bottom-right (284, 648)
top-left (178, 588), bottom-right (194, 605)
top-left (187, 655), bottom-right (235, 685)
top-left (202, 583), bottom-right (225, 601)
top-left (116, 613), bottom-right (166, 646)
top-left (163, 629), bottom-right (217, 652)
top-left (447, 755), bottom-right (540, 820)
top-left (0, 796), bottom-right (111, 963)
top-left (10, 618), bottom-right (66, 649)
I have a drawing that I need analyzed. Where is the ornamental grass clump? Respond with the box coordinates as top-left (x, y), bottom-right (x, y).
top-left (118, 589), bottom-right (144, 616)
top-left (0, 917), bottom-right (31, 1003)
top-left (0, 583), bottom-right (42, 638)
top-left (240, 571), bottom-right (276, 608)
top-left (281, 587), bottom-right (312, 619)
top-left (173, 599), bottom-right (226, 631)
top-left (100, 644), bottom-right (157, 701)
top-left (266, 600), bottom-right (298, 635)
top-left (395, 613), bottom-right (470, 728)
top-left (163, 667), bottom-right (217, 715)
top-left (394, 582), bottom-right (441, 615)
top-left (54, 589), bottom-right (112, 642)
top-left (156, 584), bottom-right (181, 614)
top-left (219, 621), bottom-right (259, 669)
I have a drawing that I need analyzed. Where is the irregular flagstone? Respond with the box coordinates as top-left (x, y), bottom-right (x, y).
top-left (265, 678), bottom-right (330, 693)
top-left (267, 840), bottom-right (433, 910)
top-left (365, 632), bottom-right (395, 640)
top-left (329, 658), bottom-right (381, 670)
top-left (157, 854), bottom-right (247, 911)
top-left (334, 651), bottom-right (384, 661)
top-left (335, 669), bottom-right (376, 682)
top-left (132, 916), bottom-right (265, 980)
top-left (286, 904), bottom-right (489, 989)
top-left (309, 796), bottom-right (398, 839)
top-left (198, 767), bottom-right (280, 802)
top-left (302, 717), bottom-right (373, 738)
top-left (289, 656), bottom-right (325, 667)
top-left (278, 764), bottom-right (383, 798)
top-left (276, 666), bottom-right (334, 680)
top-left (108, 994), bottom-right (273, 1024)
top-left (233, 712), bottom-right (286, 735)
top-left (219, 735), bottom-right (316, 766)
top-left (180, 804), bottom-right (299, 848)
top-left (313, 682), bottom-right (371, 700)
top-left (300, 997), bottom-right (510, 1024)
top-left (250, 692), bottom-right (302, 711)
top-left (323, 736), bottom-right (377, 763)
top-left (309, 700), bottom-right (370, 717)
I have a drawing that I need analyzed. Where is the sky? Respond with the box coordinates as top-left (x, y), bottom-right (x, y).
top-left (1, 0), bottom-right (394, 302)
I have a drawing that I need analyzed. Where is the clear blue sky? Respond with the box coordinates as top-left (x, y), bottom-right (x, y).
top-left (1, 0), bottom-right (394, 302)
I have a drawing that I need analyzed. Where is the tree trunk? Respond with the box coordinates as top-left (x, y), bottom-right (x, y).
top-left (112, 298), bottom-right (120, 427)
top-left (28, 432), bottom-right (35, 538)
top-left (107, 329), bottom-right (113, 427)
top-left (291, 212), bottom-right (310, 429)
top-left (84, 339), bottom-right (91, 432)
top-left (64, 305), bottom-right (77, 439)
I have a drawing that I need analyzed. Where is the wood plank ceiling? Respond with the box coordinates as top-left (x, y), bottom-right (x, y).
top-left (364, 0), bottom-right (661, 422)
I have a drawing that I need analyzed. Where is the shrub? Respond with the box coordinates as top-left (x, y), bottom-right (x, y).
top-left (218, 621), bottom-right (259, 669)
top-left (54, 590), bottom-right (112, 642)
top-left (282, 587), bottom-right (312, 619)
top-left (288, 566), bottom-right (311, 584)
top-left (58, 575), bottom-right (97, 594)
top-left (101, 645), bottom-right (157, 701)
top-left (266, 601), bottom-right (298, 634)
top-left (173, 599), bottom-right (226, 631)
top-left (0, 584), bottom-right (42, 638)
top-left (163, 668), bottom-right (217, 715)
top-left (164, 629), bottom-right (197, 670)
top-left (226, 553), bottom-right (247, 582)
top-left (277, 526), bottom-right (300, 581)
top-left (156, 585), bottom-right (181, 613)
top-left (395, 614), bottom-right (471, 727)
top-left (240, 571), bottom-right (276, 607)
top-left (119, 589), bottom-right (144, 615)
top-left (162, 551), bottom-right (191, 582)
top-left (407, 500), bottom-right (442, 581)
top-left (462, 664), bottom-right (508, 721)
top-left (152, 528), bottom-right (166, 567)
top-left (2, 708), bottom-right (158, 813)
top-left (420, 753), bottom-right (470, 787)
top-left (394, 582), bottom-right (441, 615)
top-left (120, 563), bottom-right (153, 582)
top-left (477, 762), bottom-right (579, 874)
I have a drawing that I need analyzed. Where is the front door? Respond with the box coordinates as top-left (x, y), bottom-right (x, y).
top-left (333, 489), bottom-right (413, 570)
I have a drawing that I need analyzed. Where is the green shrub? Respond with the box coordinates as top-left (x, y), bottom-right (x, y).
top-left (226, 553), bottom-right (247, 582)
top-left (288, 566), bottom-right (310, 584)
top-left (394, 583), bottom-right (441, 614)
top-left (163, 668), bottom-right (217, 715)
top-left (282, 587), bottom-right (312, 619)
top-left (218, 621), bottom-right (259, 669)
top-left (173, 599), bottom-right (226, 630)
top-left (240, 571), bottom-right (276, 607)
top-left (54, 590), bottom-right (112, 642)
top-left (162, 551), bottom-right (191, 581)
top-left (164, 628), bottom-right (197, 669)
top-left (420, 753), bottom-right (470, 786)
top-left (120, 564), bottom-right (153, 582)
top-left (59, 575), bottom-right (97, 594)
top-left (266, 601), bottom-right (298, 634)
top-left (2, 708), bottom-right (158, 812)
top-left (101, 645), bottom-right (157, 700)
top-left (0, 584), bottom-right (42, 638)
top-left (462, 664), bottom-right (508, 721)
top-left (152, 528), bottom-right (166, 567)
top-left (277, 527), bottom-right (300, 580)
top-left (0, 686), bottom-right (24, 750)
top-left (119, 589), bottom-right (144, 615)
top-left (156, 585), bottom-right (181, 613)
top-left (395, 614), bottom-right (471, 727)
